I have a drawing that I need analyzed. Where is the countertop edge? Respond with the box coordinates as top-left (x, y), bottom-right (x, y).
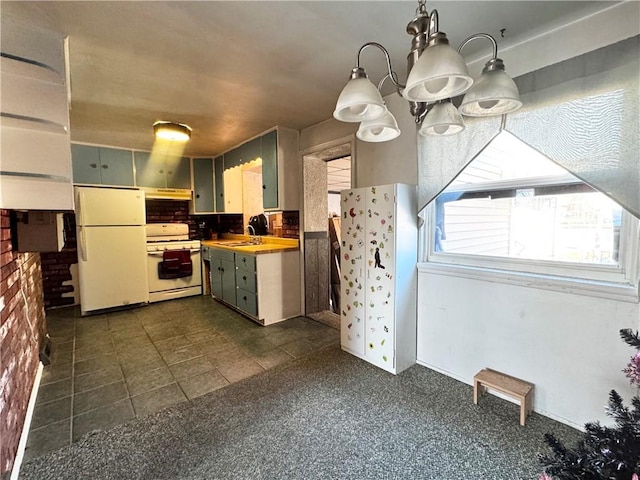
top-left (201, 241), bottom-right (299, 255)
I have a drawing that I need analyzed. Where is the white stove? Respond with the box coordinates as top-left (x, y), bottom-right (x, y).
top-left (145, 223), bottom-right (202, 303)
top-left (146, 223), bottom-right (201, 251)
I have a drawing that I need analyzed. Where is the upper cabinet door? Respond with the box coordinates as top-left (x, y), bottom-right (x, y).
top-left (244, 137), bottom-right (261, 164)
top-left (214, 155), bottom-right (225, 212)
top-left (134, 151), bottom-right (164, 188)
top-left (224, 146), bottom-right (243, 169)
top-left (72, 144), bottom-right (101, 184)
top-left (192, 157), bottom-right (214, 213)
top-left (165, 156), bottom-right (191, 189)
top-left (261, 130), bottom-right (278, 210)
top-left (99, 147), bottom-right (134, 186)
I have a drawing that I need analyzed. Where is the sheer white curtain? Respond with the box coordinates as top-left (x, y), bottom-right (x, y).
top-left (417, 35), bottom-right (640, 218)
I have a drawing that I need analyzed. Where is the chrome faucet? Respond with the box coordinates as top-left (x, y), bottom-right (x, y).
top-left (247, 225), bottom-right (260, 244)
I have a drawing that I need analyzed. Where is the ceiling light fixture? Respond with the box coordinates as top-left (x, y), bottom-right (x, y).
top-left (333, 0), bottom-right (522, 140)
top-left (153, 121), bottom-right (192, 142)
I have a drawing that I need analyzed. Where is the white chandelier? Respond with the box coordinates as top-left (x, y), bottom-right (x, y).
top-left (333, 0), bottom-right (522, 142)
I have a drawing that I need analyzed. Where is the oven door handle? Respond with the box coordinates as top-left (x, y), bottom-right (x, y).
top-left (147, 249), bottom-right (201, 257)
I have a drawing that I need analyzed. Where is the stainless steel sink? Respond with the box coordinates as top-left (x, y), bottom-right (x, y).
top-left (219, 242), bottom-right (255, 247)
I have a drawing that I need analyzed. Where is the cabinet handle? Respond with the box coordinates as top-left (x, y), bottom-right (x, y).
top-left (196, 194), bottom-right (200, 198)
top-left (101, 164), bottom-right (109, 169)
top-left (89, 163), bottom-right (97, 168)
top-left (242, 275), bottom-right (247, 281)
top-left (159, 169), bottom-right (164, 174)
top-left (243, 296), bottom-right (247, 301)
top-left (262, 185), bottom-right (266, 190)
top-left (167, 170), bottom-right (173, 174)
top-left (242, 258), bottom-right (246, 263)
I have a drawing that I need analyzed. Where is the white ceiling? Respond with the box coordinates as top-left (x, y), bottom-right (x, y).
top-left (3, 1), bottom-right (614, 156)
top-left (327, 157), bottom-right (352, 193)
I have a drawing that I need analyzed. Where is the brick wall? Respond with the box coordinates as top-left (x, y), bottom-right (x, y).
top-left (217, 214), bottom-right (244, 235)
top-left (282, 211), bottom-right (300, 239)
top-left (145, 199), bottom-right (297, 238)
top-left (41, 213), bottom-right (77, 309)
top-left (145, 200), bottom-right (195, 234)
top-left (0, 210), bottom-right (47, 476)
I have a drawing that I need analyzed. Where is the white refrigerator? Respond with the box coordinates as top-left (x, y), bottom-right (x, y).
top-left (75, 186), bottom-right (149, 315)
top-left (340, 183), bottom-right (417, 374)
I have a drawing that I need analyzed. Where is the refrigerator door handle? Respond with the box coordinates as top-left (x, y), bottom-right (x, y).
top-left (77, 189), bottom-right (86, 226)
top-left (79, 226), bottom-right (88, 261)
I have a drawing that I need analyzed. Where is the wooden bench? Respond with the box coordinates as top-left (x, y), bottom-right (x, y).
top-left (473, 368), bottom-right (534, 426)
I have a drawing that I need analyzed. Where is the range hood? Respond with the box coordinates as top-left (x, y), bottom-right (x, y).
top-left (142, 187), bottom-right (192, 200)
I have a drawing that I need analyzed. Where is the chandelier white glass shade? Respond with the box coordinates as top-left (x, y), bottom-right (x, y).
top-left (332, 0), bottom-right (522, 140)
top-left (333, 68), bottom-right (388, 122)
top-left (357, 110), bottom-right (401, 142)
top-left (458, 58), bottom-right (522, 116)
top-left (418, 100), bottom-right (465, 136)
top-left (153, 121), bottom-right (192, 142)
top-left (403, 31), bottom-right (473, 103)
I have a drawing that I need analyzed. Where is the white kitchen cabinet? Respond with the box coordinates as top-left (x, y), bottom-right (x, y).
top-left (0, 20), bottom-right (72, 210)
top-left (222, 165), bottom-right (243, 214)
top-left (340, 183), bottom-right (417, 374)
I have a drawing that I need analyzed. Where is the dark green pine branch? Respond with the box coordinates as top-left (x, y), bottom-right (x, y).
top-left (620, 329), bottom-right (640, 350)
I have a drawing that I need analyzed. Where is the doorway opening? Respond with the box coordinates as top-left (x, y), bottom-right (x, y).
top-left (302, 142), bottom-right (352, 329)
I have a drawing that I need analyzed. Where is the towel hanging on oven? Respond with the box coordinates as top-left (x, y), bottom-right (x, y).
top-left (158, 250), bottom-right (193, 279)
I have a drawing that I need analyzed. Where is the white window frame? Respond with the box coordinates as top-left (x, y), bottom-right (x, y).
top-left (421, 175), bottom-right (640, 303)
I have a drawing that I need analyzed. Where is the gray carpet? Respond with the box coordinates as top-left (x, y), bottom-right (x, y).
top-left (19, 345), bottom-right (579, 479)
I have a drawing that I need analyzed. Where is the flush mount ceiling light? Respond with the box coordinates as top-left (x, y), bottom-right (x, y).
top-left (153, 121), bottom-right (192, 142)
top-left (333, 0), bottom-right (522, 140)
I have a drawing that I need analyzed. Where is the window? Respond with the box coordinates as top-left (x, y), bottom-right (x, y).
top-left (424, 132), bottom-right (639, 296)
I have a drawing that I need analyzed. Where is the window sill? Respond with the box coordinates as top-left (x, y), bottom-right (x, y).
top-left (417, 262), bottom-right (640, 303)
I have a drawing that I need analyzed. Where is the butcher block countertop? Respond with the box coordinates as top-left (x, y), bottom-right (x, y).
top-left (201, 234), bottom-right (299, 255)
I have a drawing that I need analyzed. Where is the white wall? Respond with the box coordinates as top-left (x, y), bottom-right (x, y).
top-left (417, 269), bottom-right (639, 428)
top-left (355, 93), bottom-right (417, 188)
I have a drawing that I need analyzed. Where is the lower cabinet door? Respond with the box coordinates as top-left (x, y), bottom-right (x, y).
top-left (210, 261), bottom-right (223, 299)
top-left (236, 288), bottom-right (258, 317)
top-left (220, 259), bottom-right (237, 305)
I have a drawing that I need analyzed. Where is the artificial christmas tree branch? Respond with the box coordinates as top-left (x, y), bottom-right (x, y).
top-left (538, 329), bottom-right (640, 479)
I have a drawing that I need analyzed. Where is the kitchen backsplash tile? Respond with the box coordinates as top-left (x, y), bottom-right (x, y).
top-left (282, 211), bottom-right (300, 239)
top-left (145, 200), bottom-right (193, 226)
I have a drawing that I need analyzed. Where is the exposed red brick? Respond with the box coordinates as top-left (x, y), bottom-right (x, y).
top-left (0, 210), bottom-right (46, 476)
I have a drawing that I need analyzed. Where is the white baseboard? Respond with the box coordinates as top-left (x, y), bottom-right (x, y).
top-left (11, 362), bottom-right (43, 480)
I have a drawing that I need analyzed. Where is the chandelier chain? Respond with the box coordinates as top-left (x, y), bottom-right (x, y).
top-left (416, 0), bottom-right (428, 17)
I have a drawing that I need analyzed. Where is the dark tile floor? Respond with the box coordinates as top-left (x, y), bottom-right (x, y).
top-left (25, 296), bottom-right (339, 462)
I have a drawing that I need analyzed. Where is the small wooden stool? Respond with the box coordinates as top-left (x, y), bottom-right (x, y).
top-left (473, 368), bottom-right (534, 426)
